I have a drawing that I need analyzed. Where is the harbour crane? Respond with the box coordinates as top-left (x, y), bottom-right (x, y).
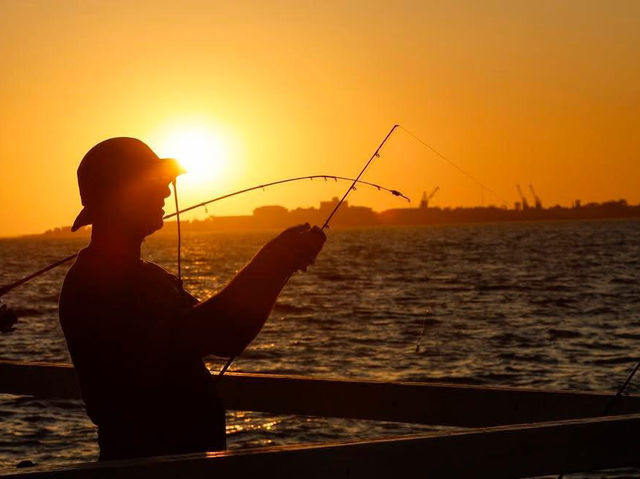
top-left (516, 184), bottom-right (529, 210)
top-left (420, 186), bottom-right (440, 209)
top-left (529, 184), bottom-right (542, 209)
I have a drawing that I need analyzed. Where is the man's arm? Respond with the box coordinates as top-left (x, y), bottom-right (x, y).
top-left (177, 224), bottom-right (325, 357)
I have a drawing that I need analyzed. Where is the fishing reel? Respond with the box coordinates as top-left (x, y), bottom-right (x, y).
top-left (0, 301), bottom-right (18, 333)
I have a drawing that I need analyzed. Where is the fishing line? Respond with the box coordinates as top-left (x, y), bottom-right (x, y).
top-left (415, 316), bottom-right (427, 354)
top-left (415, 308), bottom-right (433, 354)
top-left (172, 179), bottom-right (182, 282)
top-left (394, 127), bottom-right (640, 476)
top-left (395, 126), bottom-right (640, 477)
top-left (398, 126), bottom-right (509, 206)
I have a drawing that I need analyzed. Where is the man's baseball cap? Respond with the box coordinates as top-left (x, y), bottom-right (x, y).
top-left (71, 137), bottom-right (186, 232)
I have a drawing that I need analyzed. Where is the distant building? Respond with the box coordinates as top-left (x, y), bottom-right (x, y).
top-left (253, 205), bottom-right (290, 228)
top-left (319, 197), bottom-right (346, 214)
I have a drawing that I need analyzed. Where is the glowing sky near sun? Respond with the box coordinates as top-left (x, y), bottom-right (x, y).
top-left (1, 0), bottom-right (639, 236)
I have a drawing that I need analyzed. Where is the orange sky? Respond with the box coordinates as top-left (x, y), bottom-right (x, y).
top-left (1, 1), bottom-right (638, 237)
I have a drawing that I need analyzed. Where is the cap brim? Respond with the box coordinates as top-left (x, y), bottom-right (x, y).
top-left (160, 158), bottom-right (186, 180)
top-left (71, 207), bottom-right (92, 232)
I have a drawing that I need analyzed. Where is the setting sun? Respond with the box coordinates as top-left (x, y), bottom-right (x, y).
top-left (156, 126), bottom-right (230, 186)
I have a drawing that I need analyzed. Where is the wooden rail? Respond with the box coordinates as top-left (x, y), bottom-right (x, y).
top-left (2, 360), bottom-right (640, 427)
top-left (3, 413), bottom-right (640, 478)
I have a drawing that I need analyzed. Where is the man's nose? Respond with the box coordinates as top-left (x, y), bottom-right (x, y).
top-left (162, 184), bottom-right (172, 199)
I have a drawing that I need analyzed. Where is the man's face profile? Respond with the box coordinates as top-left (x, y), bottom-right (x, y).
top-left (73, 138), bottom-right (183, 238)
top-left (105, 175), bottom-right (173, 239)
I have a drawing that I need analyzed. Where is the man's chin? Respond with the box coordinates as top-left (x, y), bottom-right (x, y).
top-left (141, 219), bottom-right (164, 238)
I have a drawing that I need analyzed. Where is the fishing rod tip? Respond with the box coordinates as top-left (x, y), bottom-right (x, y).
top-left (390, 189), bottom-right (411, 202)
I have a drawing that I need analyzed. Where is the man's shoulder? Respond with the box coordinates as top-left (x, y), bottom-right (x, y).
top-left (141, 261), bottom-right (199, 305)
top-left (142, 260), bottom-right (178, 281)
top-left (59, 248), bottom-right (136, 318)
top-left (62, 248), bottom-right (127, 290)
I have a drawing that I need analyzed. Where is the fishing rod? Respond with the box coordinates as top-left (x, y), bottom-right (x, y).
top-left (322, 125), bottom-right (400, 230)
top-left (0, 254), bottom-right (78, 299)
top-left (0, 174), bottom-right (408, 302)
top-left (556, 358), bottom-right (640, 479)
top-left (216, 125), bottom-right (401, 379)
top-left (163, 174), bottom-right (408, 221)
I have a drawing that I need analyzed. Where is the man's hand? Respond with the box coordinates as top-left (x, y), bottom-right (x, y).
top-left (264, 223), bottom-right (327, 274)
top-left (186, 223), bottom-right (327, 357)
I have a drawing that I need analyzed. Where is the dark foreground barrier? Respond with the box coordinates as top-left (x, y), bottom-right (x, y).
top-left (2, 360), bottom-right (640, 478)
top-left (2, 414), bottom-right (640, 479)
top-left (1, 360), bottom-right (640, 427)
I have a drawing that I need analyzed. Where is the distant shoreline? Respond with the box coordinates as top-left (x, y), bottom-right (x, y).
top-left (9, 198), bottom-right (639, 239)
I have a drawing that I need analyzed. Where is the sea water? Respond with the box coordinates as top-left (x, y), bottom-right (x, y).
top-left (1, 220), bottom-right (639, 474)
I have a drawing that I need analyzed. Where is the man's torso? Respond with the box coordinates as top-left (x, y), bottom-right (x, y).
top-left (58, 247), bottom-right (225, 460)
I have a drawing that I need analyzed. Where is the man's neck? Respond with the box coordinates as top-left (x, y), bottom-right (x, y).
top-left (89, 224), bottom-right (143, 261)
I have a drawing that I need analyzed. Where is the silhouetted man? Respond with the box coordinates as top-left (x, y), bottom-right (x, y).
top-left (59, 137), bottom-right (325, 461)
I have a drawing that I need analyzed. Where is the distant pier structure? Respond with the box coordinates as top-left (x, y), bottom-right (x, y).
top-left (419, 187), bottom-right (439, 209)
top-left (516, 185), bottom-right (529, 210)
top-left (529, 184), bottom-right (542, 209)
